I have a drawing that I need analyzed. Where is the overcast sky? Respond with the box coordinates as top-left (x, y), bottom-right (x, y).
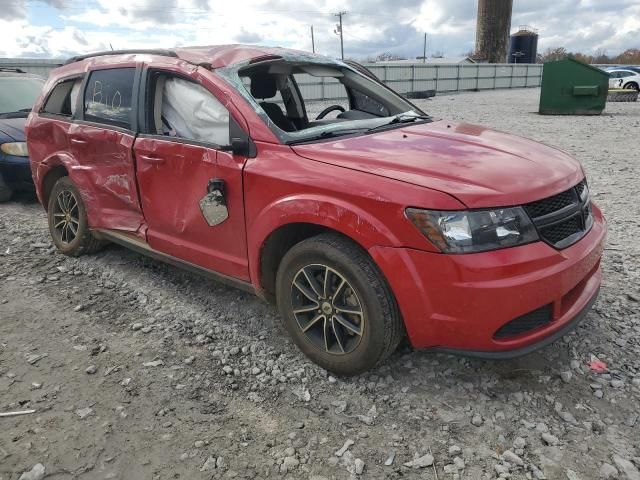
top-left (1, 0), bottom-right (638, 59)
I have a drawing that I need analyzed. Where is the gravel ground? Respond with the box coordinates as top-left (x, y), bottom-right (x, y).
top-left (1, 88), bottom-right (639, 480)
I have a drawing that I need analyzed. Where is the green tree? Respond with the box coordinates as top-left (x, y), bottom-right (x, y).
top-left (539, 47), bottom-right (569, 62)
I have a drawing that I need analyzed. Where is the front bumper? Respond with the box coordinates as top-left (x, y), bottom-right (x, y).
top-left (370, 205), bottom-right (606, 355)
top-left (0, 154), bottom-right (34, 190)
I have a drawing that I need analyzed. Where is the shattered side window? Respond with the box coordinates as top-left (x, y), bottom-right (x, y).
top-left (159, 77), bottom-right (230, 146)
top-left (216, 54), bottom-right (423, 144)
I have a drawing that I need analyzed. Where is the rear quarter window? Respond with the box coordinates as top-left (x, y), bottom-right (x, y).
top-left (84, 68), bottom-right (135, 129)
top-left (42, 77), bottom-right (82, 117)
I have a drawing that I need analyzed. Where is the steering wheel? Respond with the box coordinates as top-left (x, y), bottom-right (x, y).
top-left (316, 105), bottom-right (345, 120)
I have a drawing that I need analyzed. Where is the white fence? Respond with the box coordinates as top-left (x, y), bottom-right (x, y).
top-left (296, 63), bottom-right (543, 101)
top-left (0, 58), bottom-right (544, 100)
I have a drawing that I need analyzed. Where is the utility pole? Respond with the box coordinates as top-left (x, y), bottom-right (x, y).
top-left (310, 25), bottom-right (315, 53)
top-left (334, 11), bottom-right (347, 60)
top-left (423, 33), bottom-right (427, 63)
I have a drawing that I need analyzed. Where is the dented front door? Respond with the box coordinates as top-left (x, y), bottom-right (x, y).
top-left (133, 137), bottom-right (249, 281)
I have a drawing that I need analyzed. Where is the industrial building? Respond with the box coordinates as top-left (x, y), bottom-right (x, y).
top-left (509, 26), bottom-right (539, 64)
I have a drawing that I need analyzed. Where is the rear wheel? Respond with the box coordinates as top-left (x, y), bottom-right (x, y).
top-left (0, 173), bottom-right (13, 202)
top-left (276, 233), bottom-right (404, 376)
top-left (47, 177), bottom-right (104, 256)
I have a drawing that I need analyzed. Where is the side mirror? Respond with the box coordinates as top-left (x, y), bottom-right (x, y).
top-left (221, 137), bottom-right (257, 157)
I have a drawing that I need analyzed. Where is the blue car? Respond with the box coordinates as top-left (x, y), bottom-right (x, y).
top-left (0, 68), bottom-right (45, 201)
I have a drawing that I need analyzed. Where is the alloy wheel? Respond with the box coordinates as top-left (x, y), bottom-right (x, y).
top-left (290, 264), bottom-right (365, 355)
top-left (52, 189), bottom-right (80, 244)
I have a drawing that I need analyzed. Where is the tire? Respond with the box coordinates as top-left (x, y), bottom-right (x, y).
top-left (608, 90), bottom-right (639, 102)
top-left (0, 172), bottom-right (13, 202)
top-left (624, 82), bottom-right (639, 91)
top-left (47, 176), bottom-right (104, 256)
top-left (275, 233), bottom-right (404, 376)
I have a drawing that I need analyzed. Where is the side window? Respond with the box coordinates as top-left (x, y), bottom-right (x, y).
top-left (84, 68), bottom-right (135, 129)
top-left (42, 77), bottom-right (83, 117)
top-left (150, 74), bottom-right (229, 146)
top-left (350, 89), bottom-right (390, 117)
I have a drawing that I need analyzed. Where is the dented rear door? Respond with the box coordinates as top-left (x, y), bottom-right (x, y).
top-left (71, 65), bottom-right (144, 231)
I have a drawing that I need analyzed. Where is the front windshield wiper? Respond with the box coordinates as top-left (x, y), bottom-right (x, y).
top-left (287, 128), bottom-right (368, 145)
top-left (366, 113), bottom-right (431, 133)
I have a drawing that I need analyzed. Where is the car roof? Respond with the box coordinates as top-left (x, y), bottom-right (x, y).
top-left (64, 44), bottom-right (333, 70)
top-left (609, 69), bottom-right (639, 74)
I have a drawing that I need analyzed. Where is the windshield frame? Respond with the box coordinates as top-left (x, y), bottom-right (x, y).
top-left (216, 56), bottom-right (430, 145)
top-left (0, 75), bottom-right (45, 116)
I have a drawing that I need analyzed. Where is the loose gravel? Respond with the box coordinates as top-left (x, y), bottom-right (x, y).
top-left (1, 88), bottom-right (639, 479)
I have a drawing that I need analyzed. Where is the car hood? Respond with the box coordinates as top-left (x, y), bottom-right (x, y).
top-left (291, 120), bottom-right (584, 208)
top-left (0, 117), bottom-right (26, 142)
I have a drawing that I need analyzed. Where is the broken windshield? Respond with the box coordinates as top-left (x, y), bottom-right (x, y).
top-left (217, 56), bottom-right (430, 144)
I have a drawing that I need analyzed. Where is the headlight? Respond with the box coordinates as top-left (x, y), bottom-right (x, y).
top-left (1, 142), bottom-right (29, 157)
top-left (406, 207), bottom-right (539, 253)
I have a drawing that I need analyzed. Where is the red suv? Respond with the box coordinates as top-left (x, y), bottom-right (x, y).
top-left (26, 46), bottom-right (606, 375)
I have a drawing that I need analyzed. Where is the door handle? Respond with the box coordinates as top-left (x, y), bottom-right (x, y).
top-left (69, 137), bottom-right (87, 145)
top-left (138, 154), bottom-right (165, 164)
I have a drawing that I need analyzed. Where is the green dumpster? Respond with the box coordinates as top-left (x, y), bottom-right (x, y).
top-left (539, 58), bottom-right (609, 115)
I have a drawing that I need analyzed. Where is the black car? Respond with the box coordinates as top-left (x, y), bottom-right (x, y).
top-left (0, 68), bottom-right (45, 201)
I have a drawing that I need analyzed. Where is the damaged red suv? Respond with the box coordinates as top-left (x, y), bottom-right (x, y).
top-left (26, 46), bottom-right (606, 375)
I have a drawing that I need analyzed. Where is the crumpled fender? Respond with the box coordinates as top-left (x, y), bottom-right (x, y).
top-left (247, 193), bottom-right (402, 290)
top-left (37, 147), bottom-right (142, 231)
top-left (37, 151), bottom-right (108, 230)
top-left (33, 151), bottom-right (78, 207)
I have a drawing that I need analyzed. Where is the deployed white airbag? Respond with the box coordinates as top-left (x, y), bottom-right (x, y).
top-left (162, 77), bottom-right (229, 146)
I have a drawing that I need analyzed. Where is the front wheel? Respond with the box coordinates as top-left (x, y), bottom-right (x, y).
top-left (276, 233), bottom-right (404, 376)
top-left (624, 82), bottom-right (639, 91)
top-left (47, 177), bottom-right (104, 256)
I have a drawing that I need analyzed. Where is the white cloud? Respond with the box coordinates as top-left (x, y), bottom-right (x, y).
top-left (1, 0), bottom-right (638, 59)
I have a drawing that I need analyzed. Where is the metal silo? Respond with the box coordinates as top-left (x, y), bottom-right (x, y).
top-left (475, 0), bottom-right (514, 63)
top-left (509, 26), bottom-right (539, 64)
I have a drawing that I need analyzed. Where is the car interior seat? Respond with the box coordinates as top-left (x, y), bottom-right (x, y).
top-left (250, 74), bottom-right (297, 132)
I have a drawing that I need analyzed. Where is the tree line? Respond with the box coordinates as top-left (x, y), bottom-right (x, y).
top-left (538, 47), bottom-right (640, 64)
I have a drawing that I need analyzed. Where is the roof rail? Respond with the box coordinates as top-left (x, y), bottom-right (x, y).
top-left (0, 67), bottom-right (26, 73)
top-left (64, 49), bottom-right (178, 65)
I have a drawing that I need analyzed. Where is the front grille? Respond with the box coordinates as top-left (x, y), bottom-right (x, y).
top-left (525, 189), bottom-right (576, 218)
top-left (494, 304), bottom-right (553, 339)
top-left (524, 180), bottom-right (592, 249)
top-left (539, 216), bottom-right (582, 245)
